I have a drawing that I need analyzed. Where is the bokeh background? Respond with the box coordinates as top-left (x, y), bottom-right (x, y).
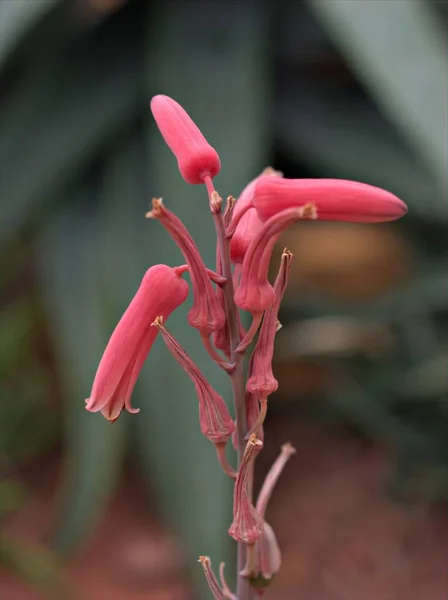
top-left (1, 1), bottom-right (447, 599)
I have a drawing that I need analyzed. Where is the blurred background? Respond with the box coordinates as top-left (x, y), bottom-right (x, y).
top-left (1, 0), bottom-right (447, 599)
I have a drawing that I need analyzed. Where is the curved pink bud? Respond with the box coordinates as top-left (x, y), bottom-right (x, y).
top-left (229, 168), bottom-right (283, 263)
top-left (230, 208), bottom-right (263, 264)
top-left (234, 205), bottom-right (316, 314)
top-left (150, 94), bottom-right (221, 185)
top-left (253, 177), bottom-right (408, 223)
top-left (85, 265), bottom-right (189, 421)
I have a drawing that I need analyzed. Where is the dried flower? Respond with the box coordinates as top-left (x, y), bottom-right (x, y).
top-left (256, 443), bottom-right (296, 518)
top-left (147, 198), bottom-right (225, 336)
top-left (198, 556), bottom-right (225, 600)
top-left (246, 443), bottom-right (297, 587)
top-left (85, 265), bottom-right (189, 421)
top-left (150, 94), bottom-right (221, 184)
top-left (152, 317), bottom-right (235, 446)
top-left (246, 250), bottom-right (293, 409)
top-left (249, 521), bottom-right (281, 587)
top-left (253, 176), bottom-right (408, 223)
top-left (219, 563), bottom-right (239, 600)
top-left (229, 435), bottom-right (264, 544)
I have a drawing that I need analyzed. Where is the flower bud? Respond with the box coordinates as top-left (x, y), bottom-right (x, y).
top-left (230, 208), bottom-right (263, 264)
top-left (253, 176), bottom-right (408, 223)
top-left (151, 95), bottom-right (221, 184)
top-left (230, 168), bottom-right (283, 264)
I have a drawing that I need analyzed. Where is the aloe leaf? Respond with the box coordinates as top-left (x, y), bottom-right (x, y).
top-left (0, 535), bottom-right (72, 599)
top-left (308, 0), bottom-right (448, 206)
top-left (0, 22), bottom-right (141, 243)
top-left (277, 85), bottom-right (442, 220)
top-left (35, 191), bottom-right (128, 554)
top-left (0, 0), bottom-right (59, 71)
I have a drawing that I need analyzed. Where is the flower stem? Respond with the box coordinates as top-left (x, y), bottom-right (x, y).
top-left (205, 176), bottom-right (252, 600)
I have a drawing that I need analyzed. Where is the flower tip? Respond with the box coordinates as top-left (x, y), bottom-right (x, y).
top-left (301, 202), bottom-right (318, 220)
top-left (281, 442), bottom-right (296, 456)
top-left (395, 197), bottom-right (408, 217)
top-left (145, 198), bottom-right (164, 219)
top-left (151, 315), bottom-right (164, 329)
top-left (248, 433), bottom-right (263, 449)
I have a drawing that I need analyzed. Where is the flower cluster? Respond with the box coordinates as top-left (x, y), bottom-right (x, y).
top-left (85, 94), bottom-right (407, 599)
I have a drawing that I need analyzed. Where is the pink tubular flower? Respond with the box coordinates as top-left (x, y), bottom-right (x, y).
top-left (85, 265), bottom-right (189, 422)
top-left (150, 95), bottom-right (221, 185)
top-left (234, 204), bottom-right (316, 314)
top-left (146, 198), bottom-right (225, 336)
top-left (229, 168), bottom-right (283, 264)
top-left (229, 435), bottom-right (264, 544)
top-left (152, 317), bottom-right (235, 446)
top-left (230, 208), bottom-right (263, 264)
top-left (253, 177), bottom-right (408, 223)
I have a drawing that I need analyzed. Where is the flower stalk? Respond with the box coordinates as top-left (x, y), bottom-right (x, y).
top-left (84, 94), bottom-right (408, 600)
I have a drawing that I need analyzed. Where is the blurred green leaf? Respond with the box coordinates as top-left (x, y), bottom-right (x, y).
top-left (36, 195), bottom-right (128, 554)
top-left (308, 0), bottom-right (448, 213)
top-left (0, 536), bottom-right (72, 599)
top-left (0, 15), bottom-right (142, 244)
top-left (0, 479), bottom-right (27, 516)
top-left (0, 0), bottom-right (58, 71)
top-left (277, 85), bottom-right (441, 220)
top-left (0, 298), bottom-right (35, 375)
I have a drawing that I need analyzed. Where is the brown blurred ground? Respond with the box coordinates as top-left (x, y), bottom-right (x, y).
top-left (2, 412), bottom-right (447, 600)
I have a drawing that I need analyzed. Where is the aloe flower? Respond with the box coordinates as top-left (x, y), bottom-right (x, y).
top-left (230, 168), bottom-right (283, 264)
top-left (85, 91), bottom-right (409, 600)
top-left (253, 176), bottom-right (408, 223)
top-left (85, 265), bottom-right (189, 421)
top-left (234, 204), bottom-right (317, 314)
